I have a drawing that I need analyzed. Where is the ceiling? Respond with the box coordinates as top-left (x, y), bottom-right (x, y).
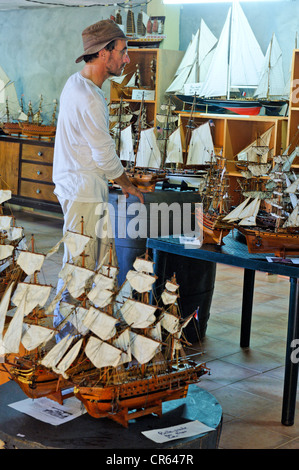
top-left (0, 0), bottom-right (145, 9)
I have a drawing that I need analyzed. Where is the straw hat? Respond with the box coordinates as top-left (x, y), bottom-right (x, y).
top-left (75, 19), bottom-right (128, 64)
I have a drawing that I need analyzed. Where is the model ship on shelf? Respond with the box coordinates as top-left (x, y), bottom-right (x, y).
top-left (18, 95), bottom-right (57, 139)
top-left (0, 189), bottom-right (27, 301)
top-left (0, 66), bottom-right (27, 136)
top-left (173, 2), bottom-right (268, 116)
top-left (0, 227), bottom-right (209, 427)
top-left (224, 134), bottom-right (299, 256)
top-left (195, 153), bottom-right (233, 245)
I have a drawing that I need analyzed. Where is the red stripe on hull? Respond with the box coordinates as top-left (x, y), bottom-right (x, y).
top-left (224, 106), bottom-right (261, 116)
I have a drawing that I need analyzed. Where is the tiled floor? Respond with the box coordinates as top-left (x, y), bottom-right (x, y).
top-left (1, 207), bottom-right (299, 449)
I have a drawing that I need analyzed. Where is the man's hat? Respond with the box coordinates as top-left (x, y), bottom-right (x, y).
top-left (75, 19), bottom-right (128, 64)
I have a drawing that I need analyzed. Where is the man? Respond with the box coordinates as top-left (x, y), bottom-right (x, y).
top-left (52, 19), bottom-right (144, 338)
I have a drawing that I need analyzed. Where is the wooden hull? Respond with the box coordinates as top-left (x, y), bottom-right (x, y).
top-left (127, 169), bottom-right (167, 192)
top-left (176, 95), bottom-right (262, 116)
top-left (9, 361), bottom-right (72, 404)
top-left (19, 122), bottom-right (56, 138)
top-left (2, 122), bottom-right (22, 136)
top-left (74, 362), bottom-right (208, 427)
top-left (238, 227), bottom-right (299, 257)
top-left (196, 210), bottom-right (231, 245)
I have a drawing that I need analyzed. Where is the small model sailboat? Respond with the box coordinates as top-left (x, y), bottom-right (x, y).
top-left (254, 33), bottom-right (288, 115)
top-left (177, 2), bottom-right (264, 115)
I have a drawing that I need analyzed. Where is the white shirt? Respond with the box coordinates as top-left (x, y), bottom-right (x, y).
top-left (53, 72), bottom-right (124, 202)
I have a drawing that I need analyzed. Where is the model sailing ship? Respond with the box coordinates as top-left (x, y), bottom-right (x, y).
top-left (223, 132), bottom-right (299, 256)
top-left (0, 224), bottom-right (209, 427)
top-left (195, 152), bottom-right (233, 245)
top-left (0, 189), bottom-right (27, 300)
top-left (18, 95), bottom-right (57, 139)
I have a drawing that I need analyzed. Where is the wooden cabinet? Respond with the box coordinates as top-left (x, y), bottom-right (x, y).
top-left (0, 136), bottom-right (59, 211)
top-left (287, 49), bottom-right (299, 159)
top-left (110, 47), bottom-right (184, 127)
top-left (178, 112), bottom-right (288, 205)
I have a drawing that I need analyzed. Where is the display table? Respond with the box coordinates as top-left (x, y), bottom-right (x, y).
top-left (146, 232), bottom-right (299, 427)
top-left (0, 381), bottom-right (222, 450)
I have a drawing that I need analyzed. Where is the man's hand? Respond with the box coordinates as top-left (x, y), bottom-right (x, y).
top-left (114, 172), bottom-right (144, 204)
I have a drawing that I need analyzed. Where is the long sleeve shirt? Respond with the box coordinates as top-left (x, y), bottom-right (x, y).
top-left (53, 72), bottom-right (124, 202)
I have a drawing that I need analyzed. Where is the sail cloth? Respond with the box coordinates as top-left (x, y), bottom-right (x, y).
top-left (6, 226), bottom-right (24, 242)
top-left (59, 302), bottom-right (89, 336)
top-left (87, 285), bottom-right (114, 308)
top-left (0, 244), bottom-right (14, 261)
top-left (136, 128), bottom-right (161, 168)
top-left (85, 335), bottom-right (122, 368)
top-left (0, 65), bottom-right (20, 119)
top-left (40, 334), bottom-right (74, 369)
top-left (0, 282), bottom-right (15, 340)
top-left (126, 269), bottom-right (156, 293)
top-left (17, 251), bottom-right (45, 276)
top-left (113, 328), bottom-right (132, 364)
top-left (46, 231), bottom-right (91, 259)
top-left (83, 306), bottom-right (118, 340)
top-left (254, 33), bottom-right (286, 99)
top-left (165, 128), bottom-right (183, 164)
top-left (129, 331), bottom-right (160, 364)
top-left (11, 282), bottom-right (52, 316)
top-left (199, 2), bottom-right (264, 98)
top-left (133, 257), bottom-right (154, 273)
top-left (0, 216), bottom-right (13, 231)
top-left (59, 263), bottom-right (94, 298)
top-left (53, 338), bottom-right (83, 379)
top-left (160, 312), bottom-right (180, 334)
top-left (120, 298), bottom-right (156, 328)
top-left (0, 190), bottom-right (12, 204)
top-left (2, 291), bottom-right (27, 353)
top-left (21, 324), bottom-right (55, 351)
top-left (186, 122), bottom-right (214, 165)
top-left (119, 124), bottom-right (134, 162)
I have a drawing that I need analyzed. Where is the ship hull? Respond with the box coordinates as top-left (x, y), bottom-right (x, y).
top-left (196, 211), bottom-right (231, 245)
top-left (238, 227), bottom-right (299, 257)
top-left (9, 361), bottom-right (72, 404)
top-left (176, 95), bottom-right (261, 116)
top-left (19, 122), bottom-right (56, 138)
top-left (74, 363), bottom-right (208, 427)
top-left (127, 168), bottom-right (167, 192)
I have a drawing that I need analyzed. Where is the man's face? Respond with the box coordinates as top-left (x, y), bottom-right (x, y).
top-left (106, 39), bottom-right (130, 77)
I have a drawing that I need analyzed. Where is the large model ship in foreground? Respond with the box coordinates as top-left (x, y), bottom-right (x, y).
top-left (0, 227), bottom-right (209, 427)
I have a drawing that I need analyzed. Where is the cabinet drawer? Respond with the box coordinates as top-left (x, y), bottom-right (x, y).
top-left (21, 162), bottom-right (53, 183)
top-left (20, 180), bottom-right (57, 202)
top-left (22, 144), bottom-right (54, 163)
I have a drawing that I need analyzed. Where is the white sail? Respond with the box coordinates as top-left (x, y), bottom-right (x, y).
top-left (120, 298), bottom-right (156, 328)
top-left (200, 2), bottom-right (264, 98)
top-left (21, 324), bottom-right (55, 351)
top-left (0, 66), bottom-right (20, 119)
top-left (40, 334), bottom-right (74, 369)
top-left (148, 320), bottom-right (162, 343)
top-left (186, 122), bottom-right (214, 165)
top-left (165, 128), bottom-right (183, 165)
top-left (83, 306), bottom-right (117, 341)
top-left (87, 285), bottom-right (114, 308)
top-left (11, 282), bottom-right (51, 316)
top-left (119, 124), bottom-right (134, 162)
top-left (0, 244), bottom-right (14, 261)
top-left (59, 263), bottom-right (94, 298)
top-left (166, 20), bottom-right (217, 94)
top-left (93, 272), bottom-right (115, 291)
top-left (223, 197), bottom-right (251, 221)
top-left (285, 178), bottom-right (299, 194)
top-left (136, 128), bottom-right (161, 168)
top-left (54, 338), bottom-right (83, 379)
top-left (59, 302), bottom-right (89, 336)
top-left (0, 215), bottom-right (13, 231)
top-left (132, 257), bottom-right (154, 273)
top-left (0, 282), bottom-right (15, 340)
top-left (6, 226), bottom-right (24, 242)
top-left (238, 197), bottom-right (261, 226)
top-left (237, 127), bottom-right (273, 163)
top-left (17, 251), bottom-right (45, 276)
top-left (112, 328), bottom-right (132, 364)
top-left (99, 264), bottom-right (119, 279)
top-left (160, 312), bottom-right (180, 334)
top-left (126, 269), bottom-right (156, 293)
top-left (2, 291), bottom-right (27, 354)
top-left (283, 205), bottom-right (299, 228)
top-left (85, 335), bottom-right (122, 368)
top-left (165, 280), bottom-right (179, 293)
top-left (254, 33), bottom-right (286, 99)
top-left (161, 290), bottom-right (178, 305)
top-left (0, 189), bottom-right (11, 204)
top-left (46, 230), bottom-right (91, 259)
top-left (129, 331), bottom-right (160, 364)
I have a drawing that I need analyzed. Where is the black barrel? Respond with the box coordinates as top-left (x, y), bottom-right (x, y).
top-left (108, 188), bottom-right (216, 340)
